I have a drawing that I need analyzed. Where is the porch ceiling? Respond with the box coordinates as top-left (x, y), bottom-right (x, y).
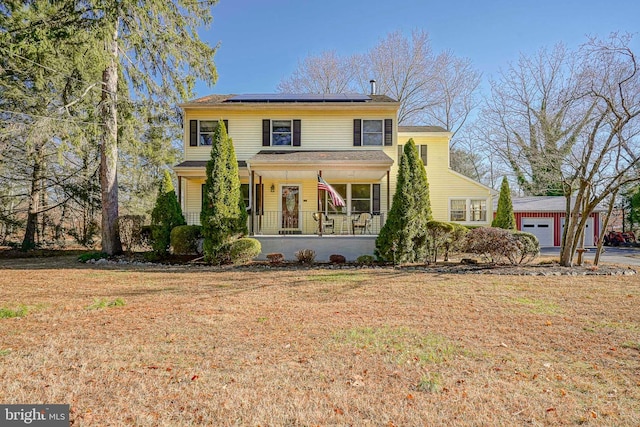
top-left (248, 150), bottom-right (393, 180)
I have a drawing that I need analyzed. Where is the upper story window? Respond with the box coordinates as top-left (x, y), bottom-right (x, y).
top-left (189, 119), bottom-right (228, 147)
top-left (263, 119), bottom-right (301, 147)
top-left (362, 120), bottom-right (383, 146)
top-left (272, 120), bottom-right (292, 146)
top-left (419, 145), bottom-right (428, 165)
top-left (199, 120), bottom-right (216, 145)
top-left (354, 118), bottom-right (393, 147)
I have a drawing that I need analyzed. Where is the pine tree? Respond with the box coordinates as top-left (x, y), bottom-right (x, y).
top-left (201, 121), bottom-right (247, 264)
top-left (375, 139), bottom-right (432, 263)
top-left (492, 176), bottom-right (516, 229)
top-left (150, 170), bottom-right (185, 255)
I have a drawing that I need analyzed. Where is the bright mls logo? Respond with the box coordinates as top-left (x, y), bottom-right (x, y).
top-left (1, 405), bottom-right (69, 426)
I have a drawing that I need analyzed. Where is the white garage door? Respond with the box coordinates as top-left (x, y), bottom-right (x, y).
top-left (561, 217), bottom-right (594, 247)
top-left (521, 218), bottom-right (554, 247)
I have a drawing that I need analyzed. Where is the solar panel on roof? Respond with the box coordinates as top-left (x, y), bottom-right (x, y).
top-left (225, 94), bottom-right (371, 102)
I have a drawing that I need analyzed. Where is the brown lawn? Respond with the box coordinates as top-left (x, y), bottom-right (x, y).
top-left (0, 255), bottom-right (639, 426)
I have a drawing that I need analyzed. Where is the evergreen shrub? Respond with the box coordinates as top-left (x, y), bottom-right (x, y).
top-left (151, 170), bottom-right (185, 256)
top-left (230, 238), bottom-right (261, 265)
top-left (170, 225), bottom-right (203, 255)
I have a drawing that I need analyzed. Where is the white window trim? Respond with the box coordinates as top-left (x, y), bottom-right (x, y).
top-left (362, 119), bottom-right (384, 146)
top-left (449, 198), bottom-right (489, 223)
top-left (271, 119), bottom-right (293, 146)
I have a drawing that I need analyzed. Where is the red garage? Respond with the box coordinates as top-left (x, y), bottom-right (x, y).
top-left (496, 197), bottom-right (605, 247)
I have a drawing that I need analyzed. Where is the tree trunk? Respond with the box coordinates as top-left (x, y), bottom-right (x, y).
top-left (21, 143), bottom-right (44, 250)
top-left (99, 23), bottom-right (122, 255)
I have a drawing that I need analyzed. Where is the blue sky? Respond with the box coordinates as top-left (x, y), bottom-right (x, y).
top-left (195, 0), bottom-right (639, 97)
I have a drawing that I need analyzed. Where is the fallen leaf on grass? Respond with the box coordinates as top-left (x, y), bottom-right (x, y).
top-left (334, 407), bottom-right (344, 415)
top-left (546, 407), bottom-right (556, 413)
top-left (191, 375), bottom-right (199, 381)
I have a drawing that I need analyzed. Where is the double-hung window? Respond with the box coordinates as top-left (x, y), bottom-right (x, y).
top-left (362, 120), bottom-right (383, 146)
top-left (199, 120), bottom-right (216, 146)
top-left (351, 184), bottom-right (372, 213)
top-left (354, 118), bottom-right (392, 146)
top-left (263, 119), bottom-right (301, 146)
top-left (450, 199), bottom-right (467, 221)
top-left (470, 199), bottom-right (487, 221)
top-left (189, 119), bottom-right (228, 147)
top-left (272, 120), bottom-right (292, 146)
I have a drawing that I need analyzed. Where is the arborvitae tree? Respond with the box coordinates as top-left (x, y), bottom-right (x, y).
top-left (492, 176), bottom-right (516, 230)
top-left (201, 121), bottom-right (247, 264)
top-left (150, 170), bottom-right (185, 255)
top-left (375, 139), bottom-right (432, 263)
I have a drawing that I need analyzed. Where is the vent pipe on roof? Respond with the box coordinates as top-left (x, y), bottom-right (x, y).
top-left (369, 79), bottom-right (376, 95)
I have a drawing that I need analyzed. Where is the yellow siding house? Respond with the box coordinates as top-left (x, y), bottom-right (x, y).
top-left (174, 93), bottom-right (494, 260)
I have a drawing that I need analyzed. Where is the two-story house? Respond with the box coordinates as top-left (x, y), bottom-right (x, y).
top-left (174, 93), bottom-right (494, 260)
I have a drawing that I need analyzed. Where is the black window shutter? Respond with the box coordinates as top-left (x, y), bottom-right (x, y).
top-left (397, 144), bottom-right (403, 161)
top-left (223, 119), bottom-right (229, 133)
top-left (201, 184), bottom-right (206, 210)
top-left (190, 120), bottom-right (198, 146)
top-left (372, 184), bottom-right (381, 214)
top-left (420, 145), bottom-right (428, 165)
top-left (353, 119), bottom-right (362, 146)
top-left (262, 119), bottom-right (270, 146)
top-left (384, 119), bottom-right (393, 146)
top-left (293, 120), bottom-right (301, 146)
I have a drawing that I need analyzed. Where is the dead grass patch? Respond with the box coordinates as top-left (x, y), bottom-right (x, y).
top-left (0, 256), bottom-right (639, 425)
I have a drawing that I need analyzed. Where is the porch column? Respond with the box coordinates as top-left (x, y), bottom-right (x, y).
top-left (177, 176), bottom-right (182, 211)
top-left (250, 170), bottom-right (255, 235)
top-left (386, 170), bottom-right (390, 214)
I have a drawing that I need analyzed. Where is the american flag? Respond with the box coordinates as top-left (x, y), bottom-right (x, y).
top-left (317, 175), bottom-right (346, 207)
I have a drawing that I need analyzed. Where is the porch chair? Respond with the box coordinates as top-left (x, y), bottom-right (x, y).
top-left (352, 212), bottom-right (372, 234)
top-left (312, 212), bottom-right (334, 234)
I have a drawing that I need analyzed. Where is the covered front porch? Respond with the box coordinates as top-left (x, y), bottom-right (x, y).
top-left (176, 150), bottom-right (395, 238)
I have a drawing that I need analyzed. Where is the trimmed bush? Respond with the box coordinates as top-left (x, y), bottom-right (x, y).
top-left (295, 249), bottom-right (316, 264)
top-left (266, 253), bottom-right (285, 264)
top-left (444, 222), bottom-right (469, 261)
top-left (329, 254), bottom-right (346, 264)
top-left (425, 220), bottom-right (454, 263)
top-left (356, 254), bottom-right (376, 265)
top-left (463, 227), bottom-right (520, 264)
top-left (230, 238), bottom-right (261, 265)
top-left (463, 227), bottom-right (539, 265)
top-left (170, 225), bottom-right (203, 255)
top-left (509, 231), bottom-right (540, 265)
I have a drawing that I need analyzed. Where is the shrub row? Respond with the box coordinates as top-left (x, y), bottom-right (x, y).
top-left (463, 227), bottom-right (539, 265)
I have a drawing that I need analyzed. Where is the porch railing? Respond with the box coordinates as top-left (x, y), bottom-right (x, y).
top-left (184, 211), bottom-right (385, 236)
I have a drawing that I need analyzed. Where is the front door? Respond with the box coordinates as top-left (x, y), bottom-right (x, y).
top-left (281, 185), bottom-right (300, 230)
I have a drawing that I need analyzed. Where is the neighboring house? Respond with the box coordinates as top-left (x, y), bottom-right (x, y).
top-left (174, 92), bottom-right (494, 260)
top-left (496, 197), bottom-right (606, 247)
